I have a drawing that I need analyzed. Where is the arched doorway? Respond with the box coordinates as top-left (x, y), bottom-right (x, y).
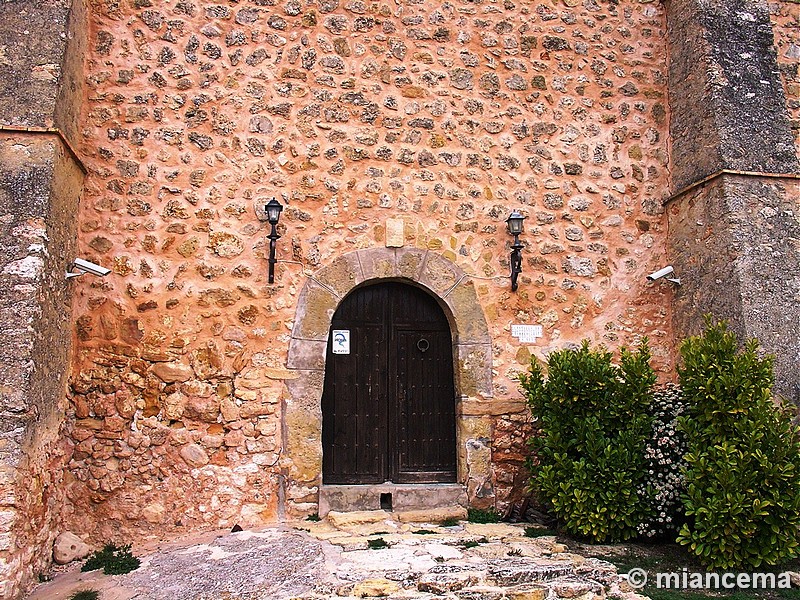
top-left (321, 282), bottom-right (457, 484)
top-left (283, 247), bottom-right (495, 518)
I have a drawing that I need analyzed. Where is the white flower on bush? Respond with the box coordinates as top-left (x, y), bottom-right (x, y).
top-left (638, 384), bottom-right (688, 539)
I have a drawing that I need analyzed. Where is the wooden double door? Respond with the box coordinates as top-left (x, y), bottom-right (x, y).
top-left (322, 282), bottom-right (457, 484)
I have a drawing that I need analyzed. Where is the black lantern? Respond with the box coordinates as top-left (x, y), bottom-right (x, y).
top-left (506, 210), bottom-right (525, 291)
top-left (265, 198), bottom-right (283, 283)
top-left (266, 198), bottom-right (283, 225)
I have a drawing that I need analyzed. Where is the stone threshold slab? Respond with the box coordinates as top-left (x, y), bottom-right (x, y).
top-left (319, 483), bottom-right (468, 517)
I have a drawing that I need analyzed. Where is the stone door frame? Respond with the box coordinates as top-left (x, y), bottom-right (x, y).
top-left (282, 248), bottom-right (494, 517)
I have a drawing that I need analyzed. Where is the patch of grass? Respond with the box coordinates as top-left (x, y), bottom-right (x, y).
top-left (305, 513), bottom-right (321, 522)
top-left (588, 542), bottom-right (800, 600)
top-left (467, 507), bottom-right (501, 524)
top-left (589, 543), bottom-right (701, 575)
top-left (81, 543), bottom-right (140, 575)
top-left (641, 591), bottom-right (708, 600)
top-left (439, 517), bottom-right (460, 527)
top-left (461, 537), bottom-right (489, 549)
top-left (524, 526), bottom-right (558, 538)
top-left (367, 537), bottom-right (388, 550)
top-left (70, 590), bottom-right (100, 600)
top-left (412, 529), bottom-right (437, 535)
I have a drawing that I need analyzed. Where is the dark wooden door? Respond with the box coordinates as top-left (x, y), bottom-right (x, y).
top-left (322, 282), bottom-right (457, 484)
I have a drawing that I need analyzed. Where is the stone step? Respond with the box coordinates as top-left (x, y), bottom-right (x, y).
top-left (395, 505), bottom-right (468, 523)
top-left (417, 567), bottom-right (483, 594)
top-left (326, 510), bottom-right (394, 528)
top-left (319, 483), bottom-right (467, 516)
top-left (487, 559), bottom-right (577, 586)
top-left (453, 586), bottom-right (509, 600)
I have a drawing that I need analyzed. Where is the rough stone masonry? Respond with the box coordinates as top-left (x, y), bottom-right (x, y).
top-left (0, 0), bottom-right (798, 598)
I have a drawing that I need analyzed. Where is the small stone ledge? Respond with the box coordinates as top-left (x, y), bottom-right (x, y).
top-left (459, 398), bottom-right (528, 417)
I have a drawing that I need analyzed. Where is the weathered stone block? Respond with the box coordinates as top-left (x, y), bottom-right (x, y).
top-left (505, 584), bottom-right (548, 600)
top-left (179, 443), bottom-right (209, 468)
top-left (396, 248), bottom-right (426, 280)
top-left (446, 280), bottom-right (491, 344)
top-left (418, 569), bottom-right (479, 593)
top-left (287, 338), bottom-right (327, 371)
top-left (351, 578), bottom-right (401, 597)
top-left (0, 127), bottom-right (84, 598)
top-left (396, 505), bottom-right (467, 523)
top-left (455, 344), bottom-right (493, 398)
top-left (52, 532), bottom-right (91, 565)
top-left (283, 399), bottom-right (323, 485)
top-left (420, 252), bottom-right (462, 296)
top-left (488, 559), bottom-right (575, 586)
top-left (356, 247), bottom-right (398, 280)
top-left (314, 253), bottom-right (363, 297)
top-left (291, 281), bottom-right (339, 341)
top-left (151, 362), bottom-right (193, 383)
top-left (460, 398), bottom-right (527, 417)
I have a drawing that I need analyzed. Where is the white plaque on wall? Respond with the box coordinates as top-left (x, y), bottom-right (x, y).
top-left (512, 324), bottom-right (543, 343)
top-left (332, 330), bottom-right (351, 354)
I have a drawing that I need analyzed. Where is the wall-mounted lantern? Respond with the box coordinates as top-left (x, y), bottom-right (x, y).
top-left (266, 197), bottom-right (283, 284)
top-left (506, 210), bottom-right (525, 292)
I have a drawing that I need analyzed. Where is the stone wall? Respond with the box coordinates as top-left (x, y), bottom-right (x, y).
top-left (0, 1), bottom-right (87, 596)
top-left (0, 136), bottom-right (83, 600)
top-left (68, 0), bottom-right (674, 543)
top-left (772, 0), bottom-right (800, 158)
top-left (668, 175), bottom-right (800, 403)
top-left (666, 0), bottom-right (800, 402)
top-left (667, 0), bottom-right (797, 191)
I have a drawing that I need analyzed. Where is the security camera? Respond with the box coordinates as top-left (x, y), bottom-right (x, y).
top-left (66, 258), bottom-right (111, 279)
top-left (646, 265), bottom-right (680, 285)
top-left (646, 266), bottom-right (673, 281)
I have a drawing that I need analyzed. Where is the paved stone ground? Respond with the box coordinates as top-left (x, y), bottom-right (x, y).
top-left (26, 513), bottom-right (649, 600)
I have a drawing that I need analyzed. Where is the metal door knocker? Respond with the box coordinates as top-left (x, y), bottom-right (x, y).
top-left (417, 338), bottom-right (430, 353)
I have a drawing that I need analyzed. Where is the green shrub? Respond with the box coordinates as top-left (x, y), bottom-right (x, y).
top-left (439, 517), bottom-right (459, 527)
top-left (70, 591), bottom-right (100, 600)
top-left (677, 318), bottom-right (800, 569)
top-left (82, 543), bottom-right (140, 575)
top-left (467, 507), bottom-right (500, 523)
top-left (521, 340), bottom-right (655, 542)
top-left (367, 537), bottom-right (388, 549)
top-left (637, 384), bottom-right (688, 539)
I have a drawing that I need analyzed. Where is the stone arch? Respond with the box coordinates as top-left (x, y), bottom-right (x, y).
top-left (282, 248), bottom-right (494, 517)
